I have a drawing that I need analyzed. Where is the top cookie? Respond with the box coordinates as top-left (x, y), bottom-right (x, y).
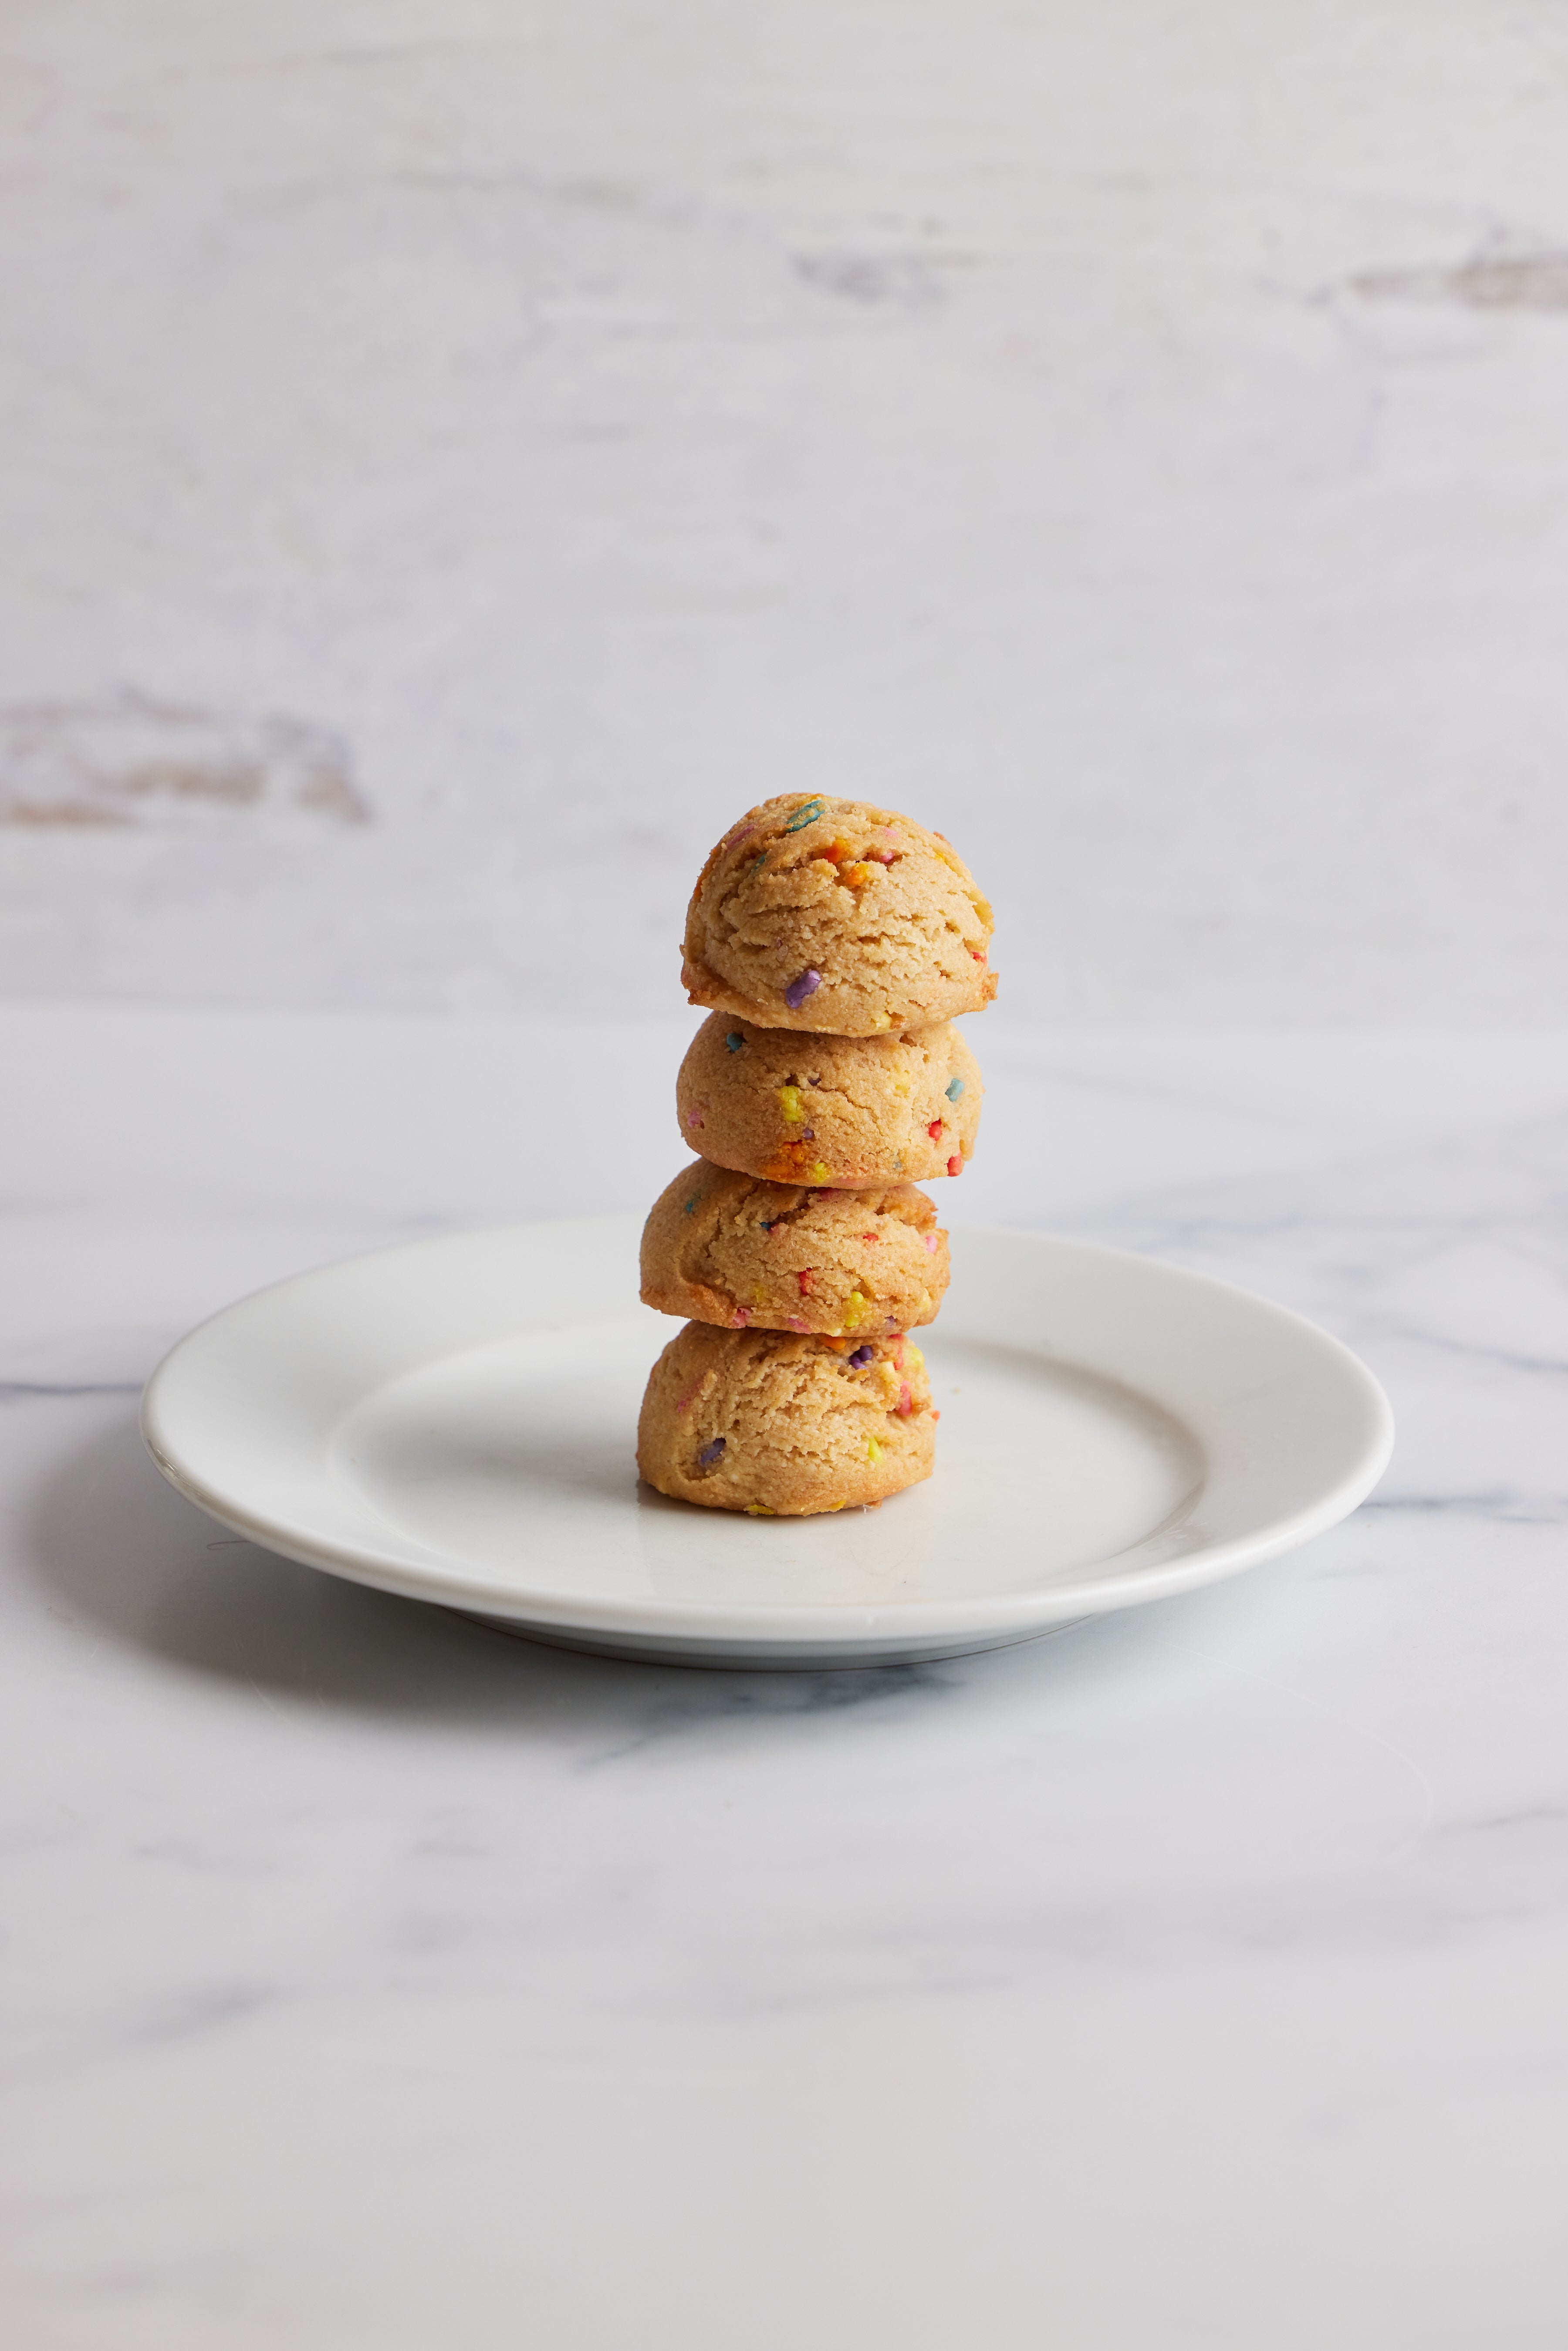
top-left (682, 794), bottom-right (995, 1035)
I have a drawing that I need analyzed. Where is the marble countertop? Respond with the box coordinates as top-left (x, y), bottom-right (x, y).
top-left (3, 1004), bottom-right (1566, 2348)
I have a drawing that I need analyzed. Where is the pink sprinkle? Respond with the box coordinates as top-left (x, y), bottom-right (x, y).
top-left (724, 822), bottom-right (757, 851)
top-left (686, 1106), bottom-right (704, 1128)
top-left (923, 1233), bottom-right (939, 1253)
top-left (787, 1316), bottom-right (809, 1332)
top-left (674, 1384), bottom-right (701, 1414)
top-left (730, 1306), bottom-right (750, 1327)
top-left (897, 1383), bottom-right (912, 1416)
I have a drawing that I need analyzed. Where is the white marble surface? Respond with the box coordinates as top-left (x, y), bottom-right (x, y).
top-left (3, 0), bottom-right (1568, 1021)
top-left (3, 1004), bottom-right (1568, 2346)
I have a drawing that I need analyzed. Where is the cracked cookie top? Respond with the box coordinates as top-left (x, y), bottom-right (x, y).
top-left (641, 1160), bottom-right (949, 1338)
top-left (681, 794), bottom-right (996, 1035)
top-left (676, 1013), bottom-right (982, 1188)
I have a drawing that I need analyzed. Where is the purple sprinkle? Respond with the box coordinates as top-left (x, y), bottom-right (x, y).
top-left (847, 1344), bottom-right (875, 1368)
top-left (784, 968), bottom-right (821, 1010)
top-left (697, 1438), bottom-right (727, 1467)
top-left (801, 1127), bottom-right (815, 1141)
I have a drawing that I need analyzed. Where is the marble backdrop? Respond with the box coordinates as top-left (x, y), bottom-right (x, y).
top-left (2, 0), bottom-right (1567, 1022)
top-left (3, 1007), bottom-right (1568, 2346)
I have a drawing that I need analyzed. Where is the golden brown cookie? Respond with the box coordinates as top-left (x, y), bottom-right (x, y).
top-left (676, 1014), bottom-right (981, 1187)
top-left (682, 794), bottom-right (996, 1035)
top-left (636, 1323), bottom-right (936, 1515)
top-left (641, 1160), bottom-right (949, 1336)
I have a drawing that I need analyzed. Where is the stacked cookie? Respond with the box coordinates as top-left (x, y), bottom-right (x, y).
top-left (636, 793), bottom-right (994, 1517)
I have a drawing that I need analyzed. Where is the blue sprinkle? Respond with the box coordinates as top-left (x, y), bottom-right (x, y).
top-left (750, 851), bottom-right (768, 872)
top-left (725, 1032), bottom-right (746, 1052)
top-left (847, 1345), bottom-right (875, 1368)
top-left (697, 1438), bottom-right (727, 1467)
top-left (683, 1197), bottom-right (697, 1215)
top-left (945, 1077), bottom-right (964, 1101)
top-left (783, 798), bottom-right (825, 833)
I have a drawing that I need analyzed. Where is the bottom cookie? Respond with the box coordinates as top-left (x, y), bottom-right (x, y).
top-left (637, 1322), bottom-right (936, 1516)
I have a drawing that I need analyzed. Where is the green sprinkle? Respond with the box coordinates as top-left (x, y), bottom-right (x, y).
top-left (945, 1077), bottom-right (964, 1101)
top-left (782, 798), bottom-right (825, 833)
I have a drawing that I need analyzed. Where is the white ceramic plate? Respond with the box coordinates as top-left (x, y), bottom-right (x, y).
top-left (141, 1219), bottom-right (1392, 1670)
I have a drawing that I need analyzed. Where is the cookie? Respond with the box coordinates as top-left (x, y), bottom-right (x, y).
top-left (676, 1014), bottom-right (981, 1187)
top-left (682, 794), bottom-right (996, 1035)
top-left (637, 1323), bottom-right (936, 1515)
top-left (641, 1160), bottom-right (950, 1336)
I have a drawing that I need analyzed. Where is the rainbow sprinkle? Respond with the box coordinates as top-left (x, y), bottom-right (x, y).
top-left (697, 1437), bottom-right (727, 1467)
top-left (783, 969), bottom-right (821, 1010)
top-left (783, 798), bottom-right (825, 833)
top-left (945, 1077), bottom-right (964, 1101)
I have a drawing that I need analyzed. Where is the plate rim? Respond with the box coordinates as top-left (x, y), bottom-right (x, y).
top-left (140, 1219), bottom-right (1396, 1645)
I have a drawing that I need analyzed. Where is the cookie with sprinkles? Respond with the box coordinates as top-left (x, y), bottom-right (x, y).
top-left (641, 1160), bottom-right (950, 1336)
top-left (682, 794), bottom-right (996, 1035)
top-left (637, 1323), bottom-right (935, 1515)
top-left (676, 1013), bottom-right (981, 1188)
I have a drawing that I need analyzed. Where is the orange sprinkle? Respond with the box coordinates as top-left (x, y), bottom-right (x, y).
top-left (947, 1155), bottom-right (962, 1177)
top-left (927, 1119), bottom-right (943, 1140)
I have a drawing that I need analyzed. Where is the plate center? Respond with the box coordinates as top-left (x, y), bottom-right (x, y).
top-left (332, 1321), bottom-right (1203, 1608)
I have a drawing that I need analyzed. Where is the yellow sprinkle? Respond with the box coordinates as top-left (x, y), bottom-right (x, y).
top-left (752, 1285), bottom-right (768, 1308)
top-left (810, 1161), bottom-right (830, 1182)
top-left (778, 1084), bottom-right (804, 1126)
top-left (905, 1342), bottom-right (924, 1369)
top-left (873, 1013), bottom-right (891, 1032)
top-left (866, 1438), bottom-right (882, 1463)
top-left (745, 1503), bottom-right (777, 1517)
top-left (841, 1290), bottom-right (868, 1330)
